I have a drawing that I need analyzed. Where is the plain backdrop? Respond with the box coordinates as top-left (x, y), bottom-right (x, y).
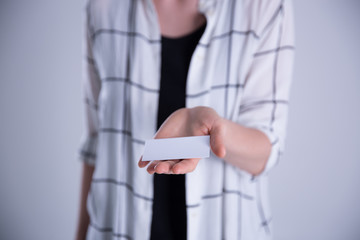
top-left (0, 0), bottom-right (359, 239)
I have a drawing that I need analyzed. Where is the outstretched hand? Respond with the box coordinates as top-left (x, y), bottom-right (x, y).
top-left (138, 107), bottom-right (226, 174)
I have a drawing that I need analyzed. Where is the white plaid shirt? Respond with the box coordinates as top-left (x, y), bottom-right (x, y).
top-left (79, 0), bottom-right (295, 239)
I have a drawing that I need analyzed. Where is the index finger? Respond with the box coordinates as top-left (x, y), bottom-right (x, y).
top-left (138, 156), bottom-right (150, 168)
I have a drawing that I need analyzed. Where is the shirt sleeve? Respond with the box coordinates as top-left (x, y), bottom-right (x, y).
top-left (236, 0), bottom-right (295, 176)
top-left (78, 3), bottom-right (101, 166)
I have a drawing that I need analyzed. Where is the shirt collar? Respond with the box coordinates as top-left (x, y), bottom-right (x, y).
top-left (198, 0), bottom-right (221, 14)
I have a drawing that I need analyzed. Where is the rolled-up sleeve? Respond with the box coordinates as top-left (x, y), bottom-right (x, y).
top-left (78, 4), bottom-right (101, 166)
top-left (237, 0), bottom-right (295, 176)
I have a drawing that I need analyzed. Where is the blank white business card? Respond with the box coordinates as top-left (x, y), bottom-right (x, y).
top-left (142, 136), bottom-right (210, 161)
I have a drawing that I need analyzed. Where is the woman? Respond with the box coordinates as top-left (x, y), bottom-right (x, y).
top-left (76, 0), bottom-right (295, 239)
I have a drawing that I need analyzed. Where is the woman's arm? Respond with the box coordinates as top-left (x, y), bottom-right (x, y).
top-left (138, 106), bottom-right (271, 176)
top-left (75, 163), bottom-right (94, 240)
top-left (139, 1), bottom-right (294, 176)
top-left (75, 4), bottom-right (100, 238)
top-left (219, 115), bottom-right (272, 175)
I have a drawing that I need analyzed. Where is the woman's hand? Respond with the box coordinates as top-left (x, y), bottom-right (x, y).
top-left (138, 106), bottom-right (226, 174)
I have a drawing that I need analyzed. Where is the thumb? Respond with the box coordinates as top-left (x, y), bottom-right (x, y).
top-left (209, 121), bottom-right (226, 159)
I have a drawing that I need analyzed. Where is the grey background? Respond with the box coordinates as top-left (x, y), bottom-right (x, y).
top-left (0, 0), bottom-right (359, 239)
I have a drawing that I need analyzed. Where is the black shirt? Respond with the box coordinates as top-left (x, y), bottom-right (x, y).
top-left (150, 24), bottom-right (206, 240)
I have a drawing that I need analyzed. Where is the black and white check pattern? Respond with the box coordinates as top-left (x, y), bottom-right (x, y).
top-left (79, 0), bottom-right (295, 239)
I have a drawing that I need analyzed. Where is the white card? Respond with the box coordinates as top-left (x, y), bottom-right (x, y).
top-left (142, 136), bottom-right (210, 161)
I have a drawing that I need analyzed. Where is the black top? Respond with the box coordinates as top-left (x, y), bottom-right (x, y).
top-left (150, 24), bottom-right (206, 240)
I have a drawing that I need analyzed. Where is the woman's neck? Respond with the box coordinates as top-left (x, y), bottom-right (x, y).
top-left (152, 0), bottom-right (206, 38)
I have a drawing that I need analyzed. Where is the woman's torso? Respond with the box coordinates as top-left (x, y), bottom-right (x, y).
top-left (84, 0), bottom-right (289, 239)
